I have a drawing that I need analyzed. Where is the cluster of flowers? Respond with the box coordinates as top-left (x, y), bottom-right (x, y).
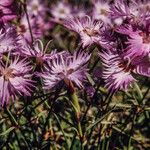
top-left (63, 0), bottom-right (150, 92)
top-left (0, 0), bottom-right (150, 106)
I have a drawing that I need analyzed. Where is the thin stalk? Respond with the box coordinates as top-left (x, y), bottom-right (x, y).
top-left (23, 3), bottom-right (34, 44)
top-left (6, 108), bottom-right (18, 126)
top-left (54, 113), bottom-right (70, 150)
top-left (71, 92), bottom-right (83, 141)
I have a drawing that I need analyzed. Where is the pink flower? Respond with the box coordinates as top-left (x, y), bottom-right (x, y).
top-left (0, 26), bottom-right (19, 54)
top-left (64, 15), bottom-right (103, 47)
top-left (18, 0), bottom-right (52, 43)
top-left (92, 0), bottom-right (111, 25)
top-left (39, 51), bottom-right (90, 89)
top-left (110, 0), bottom-right (150, 24)
top-left (27, 0), bottom-right (47, 17)
top-left (117, 25), bottom-right (150, 58)
top-left (17, 15), bottom-right (42, 43)
top-left (20, 39), bottom-right (63, 66)
top-left (50, 1), bottom-right (71, 22)
top-left (99, 49), bottom-right (150, 92)
top-left (0, 57), bottom-right (35, 106)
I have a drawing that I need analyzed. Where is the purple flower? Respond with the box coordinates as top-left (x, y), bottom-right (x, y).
top-left (27, 0), bottom-right (47, 17)
top-left (64, 15), bottom-right (103, 47)
top-left (39, 51), bottom-right (90, 89)
top-left (0, 57), bottom-right (35, 106)
top-left (17, 0), bottom-right (52, 41)
top-left (117, 25), bottom-right (150, 58)
top-left (110, 0), bottom-right (150, 25)
top-left (0, 26), bottom-right (18, 54)
top-left (92, 0), bottom-right (111, 25)
top-left (50, 1), bottom-right (71, 22)
top-left (20, 39), bottom-right (63, 66)
top-left (99, 50), bottom-right (150, 92)
top-left (17, 15), bottom-right (42, 43)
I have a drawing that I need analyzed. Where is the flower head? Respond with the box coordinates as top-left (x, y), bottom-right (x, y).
top-left (20, 39), bottom-right (63, 66)
top-left (92, 0), bottom-right (111, 25)
top-left (117, 24), bottom-right (150, 58)
top-left (50, 1), bottom-right (71, 22)
top-left (0, 57), bottom-right (35, 106)
top-left (99, 49), bottom-right (150, 92)
top-left (0, 26), bottom-right (19, 54)
top-left (17, 15), bottom-right (42, 43)
top-left (64, 15), bottom-right (103, 47)
top-left (27, 0), bottom-right (47, 16)
top-left (39, 51), bottom-right (90, 90)
top-left (110, 0), bottom-right (150, 25)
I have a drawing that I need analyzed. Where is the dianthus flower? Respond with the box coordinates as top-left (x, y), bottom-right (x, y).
top-left (64, 15), bottom-right (104, 47)
top-left (92, 0), bottom-right (111, 25)
top-left (110, 0), bottom-right (150, 25)
top-left (17, 15), bottom-right (42, 43)
top-left (117, 24), bottom-right (150, 58)
top-left (99, 50), bottom-right (150, 92)
top-left (50, 1), bottom-right (71, 22)
top-left (0, 57), bottom-right (35, 106)
top-left (27, 0), bottom-right (47, 17)
top-left (39, 51), bottom-right (90, 89)
top-left (0, 26), bottom-right (19, 54)
top-left (20, 40), bottom-right (63, 66)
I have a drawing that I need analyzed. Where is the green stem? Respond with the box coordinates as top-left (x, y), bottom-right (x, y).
top-left (71, 92), bottom-right (80, 113)
top-left (54, 113), bottom-right (70, 149)
top-left (71, 92), bottom-right (83, 141)
top-left (6, 108), bottom-right (18, 126)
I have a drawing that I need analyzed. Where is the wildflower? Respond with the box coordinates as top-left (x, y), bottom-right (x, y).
top-left (27, 0), bottom-right (47, 16)
top-left (0, 57), bottom-right (35, 106)
top-left (110, 0), bottom-right (150, 25)
top-left (92, 0), bottom-right (111, 25)
top-left (39, 51), bottom-right (90, 90)
top-left (117, 24), bottom-right (150, 58)
top-left (0, 26), bottom-right (18, 54)
top-left (50, 1), bottom-right (71, 22)
top-left (64, 15), bottom-right (103, 47)
top-left (17, 0), bottom-right (52, 41)
top-left (17, 15), bottom-right (42, 43)
top-left (20, 40), bottom-right (62, 66)
top-left (99, 50), bottom-right (150, 92)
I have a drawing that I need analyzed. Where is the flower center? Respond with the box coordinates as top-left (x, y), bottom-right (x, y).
top-left (59, 9), bottom-right (65, 14)
top-left (83, 27), bottom-right (99, 37)
top-left (36, 57), bottom-right (44, 66)
top-left (139, 32), bottom-right (150, 44)
top-left (66, 68), bottom-right (74, 75)
top-left (58, 68), bottom-right (74, 77)
top-left (32, 4), bottom-right (38, 11)
top-left (100, 9), bottom-right (108, 16)
top-left (18, 24), bottom-right (27, 34)
top-left (118, 60), bottom-right (134, 72)
top-left (2, 68), bottom-right (14, 80)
